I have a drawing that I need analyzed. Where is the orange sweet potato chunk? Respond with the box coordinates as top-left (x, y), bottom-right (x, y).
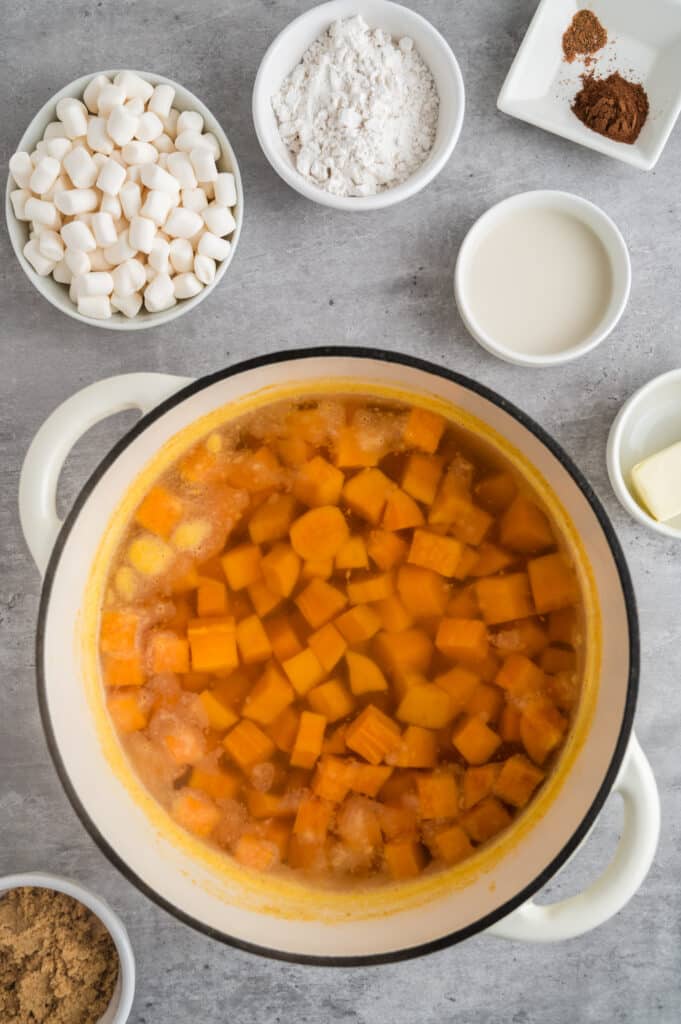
top-left (234, 834), bottom-right (280, 872)
top-left (345, 705), bottom-right (401, 764)
top-left (494, 755), bottom-right (545, 808)
top-left (290, 506), bottom-right (350, 560)
top-left (395, 725), bottom-right (438, 768)
top-left (235, 614), bottom-right (272, 664)
top-left (221, 543), bottom-right (262, 590)
top-left (469, 543), bottom-right (514, 578)
top-left (196, 578), bottom-right (228, 617)
top-left (242, 662), bottom-right (295, 725)
top-left (187, 616), bottom-right (238, 673)
top-left (282, 648), bottom-right (325, 696)
top-left (374, 595), bottom-right (414, 633)
top-left (198, 690), bottom-right (239, 731)
top-left (466, 684), bottom-right (504, 724)
top-left (290, 711), bottom-right (327, 768)
top-left (107, 690), bottom-right (147, 733)
top-left (462, 764), bottom-right (500, 810)
top-left (474, 472), bottom-right (517, 514)
top-left (346, 572), bottom-right (394, 604)
top-left (264, 614), bottom-right (303, 662)
top-left (265, 706), bottom-right (300, 753)
top-left (223, 719), bottom-right (275, 768)
top-left (294, 456), bottom-right (345, 507)
top-left (379, 803), bottom-right (419, 840)
top-left (548, 607), bottom-right (578, 646)
top-left (134, 485), bottom-right (183, 538)
top-left (373, 629), bottom-right (433, 677)
top-left (401, 453), bottom-right (444, 505)
top-left (528, 553), bottom-right (581, 614)
top-left (382, 488), bottom-right (425, 531)
top-left (435, 617), bottom-right (489, 665)
top-left (434, 666), bottom-right (480, 715)
top-left (336, 535), bottom-right (369, 570)
top-left (397, 684), bottom-right (453, 729)
top-left (397, 564), bottom-right (448, 617)
top-left (346, 651), bottom-right (388, 695)
top-left (343, 468), bottom-right (393, 524)
top-left (294, 796), bottom-right (333, 843)
top-left (499, 705), bottom-right (522, 743)
top-left (408, 529), bottom-right (463, 577)
top-left (475, 573), bottom-right (534, 625)
top-left (171, 788), bottom-right (220, 838)
top-left (313, 756), bottom-right (356, 802)
top-left (260, 542), bottom-right (300, 598)
top-left (417, 771), bottom-right (459, 819)
top-left (491, 619), bottom-right (549, 658)
top-left (335, 425), bottom-right (386, 468)
top-left (499, 496), bottom-right (554, 553)
top-left (103, 654), bottom-right (145, 687)
top-left (403, 407), bottom-right (445, 453)
top-left (366, 529), bottom-right (408, 570)
top-left (520, 700), bottom-right (567, 765)
top-left (248, 493), bottom-right (297, 544)
top-left (308, 679), bottom-right (355, 722)
top-left (430, 825), bottom-right (473, 865)
top-left (190, 765), bottom-right (240, 802)
top-left (349, 763), bottom-right (393, 798)
top-left (335, 604), bottom-right (382, 645)
top-left (453, 717), bottom-right (501, 765)
top-left (384, 839), bottom-right (426, 879)
top-left (100, 610), bottom-right (139, 654)
top-left (460, 797), bottom-right (511, 843)
top-left (295, 577), bottom-right (347, 629)
top-left (495, 653), bottom-right (545, 698)
top-left (301, 557), bottom-right (334, 580)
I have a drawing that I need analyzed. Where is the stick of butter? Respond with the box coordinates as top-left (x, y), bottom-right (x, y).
top-left (631, 439), bottom-right (681, 522)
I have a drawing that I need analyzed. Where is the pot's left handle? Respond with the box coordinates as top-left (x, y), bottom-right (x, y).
top-left (19, 373), bottom-right (193, 577)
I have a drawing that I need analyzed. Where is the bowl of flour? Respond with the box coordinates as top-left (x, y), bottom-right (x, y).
top-left (253, 0), bottom-right (465, 210)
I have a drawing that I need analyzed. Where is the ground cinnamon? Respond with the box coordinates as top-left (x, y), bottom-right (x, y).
top-left (572, 72), bottom-right (649, 144)
top-left (562, 9), bottom-right (607, 63)
top-left (0, 886), bottom-right (119, 1024)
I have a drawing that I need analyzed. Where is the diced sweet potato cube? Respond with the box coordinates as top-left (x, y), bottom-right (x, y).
top-left (499, 496), bottom-right (554, 553)
top-left (235, 614), bottom-right (272, 664)
top-left (397, 564), bottom-right (448, 617)
top-left (134, 485), bottom-right (183, 538)
top-left (343, 468), bottom-right (393, 524)
top-left (301, 557), bottom-right (334, 579)
top-left (350, 763), bottom-right (393, 797)
top-left (100, 609), bottom-right (139, 654)
top-left (374, 595), bottom-right (414, 633)
top-left (265, 706), bottom-right (300, 753)
top-left (295, 577), bottom-right (347, 628)
top-left (244, 789), bottom-right (294, 819)
top-left (397, 684), bottom-right (453, 729)
top-left (379, 803), bottom-right (419, 840)
top-left (366, 529), bottom-right (408, 571)
top-left (520, 699), bottom-right (567, 765)
top-left (548, 607), bottom-right (578, 646)
top-left (474, 472), bottom-right (517, 514)
top-left (308, 679), bottom-right (356, 722)
top-left (540, 647), bottom-right (577, 673)
top-left (196, 578), bottom-right (227, 617)
top-left (146, 630), bottom-right (189, 674)
top-left (417, 771), bottom-right (459, 819)
top-left (286, 406), bottom-right (333, 446)
top-left (233, 834), bottom-right (280, 872)
top-left (495, 653), bottom-right (545, 698)
top-left (282, 648), bottom-right (325, 696)
top-left (171, 788), bottom-right (221, 838)
top-left (346, 651), bottom-right (388, 695)
top-left (259, 819), bottom-right (293, 861)
top-left (290, 711), bottom-right (327, 768)
top-left (264, 614), bottom-right (303, 662)
top-left (373, 629), bottom-right (433, 677)
top-left (460, 797), bottom-right (511, 843)
top-left (379, 771), bottom-right (417, 804)
top-left (242, 662), bottom-right (295, 725)
top-left (429, 475), bottom-right (493, 545)
top-left (294, 796), bottom-right (333, 843)
top-left (434, 666), bottom-right (480, 715)
top-left (261, 542), bottom-right (300, 597)
top-left (403, 407), bottom-right (445, 453)
top-left (546, 670), bottom-right (581, 712)
top-left (466, 684), bottom-right (504, 724)
top-left (384, 838), bottom-right (426, 879)
top-left (248, 493), bottom-right (296, 544)
top-left (107, 690), bottom-right (147, 733)
top-left (221, 543), bottom-right (262, 590)
top-left (402, 453), bottom-right (444, 505)
top-left (307, 623), bottom-right (347, 673)
top-left (247, 579), bottom-right (282, 618)
top-left (447, 584), bottom-right (479, 618)
top-left (294, 456), bottom-right (345, 507)
top-left (187, 616), bottom-right (238, 673)
top-left (395, 725), bottom-right (438, 768)
top-left (198, 690), bottom-right (239, 731)
top-left (462, 763), bottom-right (500, 809)
top-left (499, 705), bottom-right (522, 743)
top-left (408, 529), bottom-right (463, 577)
top-left (336, 795), bottom-right (382, 850)
top-left (346, 572), bottom-right (394, 604)
top-left (335, 425), bottom-right (385, 468)
top-left (430, 825), bottom-right (473, 865)
top-left (494, 754), bottom-right (545, 808)
top-left (382, 487), bottom-right (425, 531)
top-left (335, 535), bottom-right (369, 570)
top-left (528, 552), bottom-right (580, 614)
top-left (276, 435), bottom-right (311, 468)
top-left (313, 756), bottom-right (356, 802)
top-left (451, 545), bottom-right (479, 581)
top-left (436, 617), bottom-right (489, 665)
top-left (212, 668), bottom-right (254, 708)
top-left (103, 654), bottom-right (145, 687)
top-left (470, 543), bottom-right (515, 578)
top-left (225, 446), bottom-right (282, 492)
top-left (323, 722), bottom-right (349, 755)
top-left (345, 705), bottom-right (401, 764)
top-left (491, 619), bottom-right (549, 658)
top-left (189, 766), bottom-right (239, 801)
top-left (475, 573), bottom-right (534, 625)
top-left (223, 719), bottom-right (275, 768)
top-left (287, 836), bottom-right (328, 871)
top-left (335, 604), bottom-right (382, 645)
top-left (453, 717), bottom-right (501, 764)
top-left (289, 505), bottom-right (349, 561)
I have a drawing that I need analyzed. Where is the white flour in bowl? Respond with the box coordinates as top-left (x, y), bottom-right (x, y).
top-left (272, 15), bottom-right (439, 197)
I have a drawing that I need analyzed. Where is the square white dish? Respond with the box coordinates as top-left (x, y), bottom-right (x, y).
top-left (497, 0), bottom-right (681, 170)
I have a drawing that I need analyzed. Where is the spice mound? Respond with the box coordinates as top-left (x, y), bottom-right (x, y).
top-left (0, 886), bottom-right (119, 1024)
top-left (562, 9), bottom-right (607, 64)
top-left (572, 72), bottom-right (649, 144)
top-left (272, 15), bottom-right (439, 197)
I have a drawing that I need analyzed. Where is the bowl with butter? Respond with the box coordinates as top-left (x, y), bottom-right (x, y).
top-left (607, 368), bottom-right (681, 538)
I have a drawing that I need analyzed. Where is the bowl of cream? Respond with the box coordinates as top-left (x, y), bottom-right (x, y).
top-left (454, 190), bottom-right (631, 367)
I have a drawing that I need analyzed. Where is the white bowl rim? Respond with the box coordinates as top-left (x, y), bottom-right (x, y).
top-left (251, 0), bottom-right (465, 211)
top-left (5, 68), bottom-right (243, 332)
top-left (454, 189), bottom-right (632, 367)
top-left (0, 870), bottom-right (135, 1022)
top-left (606, 367), bottom-right (681, 540)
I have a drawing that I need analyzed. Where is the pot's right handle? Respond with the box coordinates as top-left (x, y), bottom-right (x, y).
top-left (488, 733), bottom-right (659, 942)
top-left (19, 373), bottom-right (192, 577)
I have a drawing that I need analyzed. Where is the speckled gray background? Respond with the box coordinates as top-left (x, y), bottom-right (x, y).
top-left (1, 1), bottom-right (679, 1021)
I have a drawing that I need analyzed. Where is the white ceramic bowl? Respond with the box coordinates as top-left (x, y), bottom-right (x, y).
top-left (5, 70), bottom-right (243, 331)
top-left (0, 871), bottom-right (135, 1022)
top-left (454, 190), bottom-right (631, 367)
top-left (252, 0), bottom-right (465, 211)
top-left (607, 368), bottom-right (681, 539)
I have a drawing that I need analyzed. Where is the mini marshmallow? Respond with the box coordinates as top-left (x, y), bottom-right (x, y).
top-left (202, 180), bottom-right (215, 200)
top-left (190, 147), bottom-right (217, 184)
top-left (198, 231), bottom-right (231, 262)
top-left (79, 271), bottom-right (114, 296)
top-left (91, 211), bottom-right (118, 246)
top-left (56, 97), bottom-right (88, 139)
top-left (166, 152), bottom-right (197, 189)
top-left (129, 215), bottom-right (156, 254)
top-left (194, 253), bottom-right (216, 285)
top-left (148, 236), bottom-right (170, 273)
top-left (104, 228), bottom-right (137, 264)
top-left (107, 104), bottom-right (139, 147)
top-left (87, 116), bottom-right (114, 155)
top-left (114, 71), bottom-right (154, 103)
top-left (97, 157), bottom-right (127, 196)
top-left (135, 111), bottom-right (163, 143)
top-left (83, 75), bottom-right (111, 113)
top-left (78, 295), bottom-right (112, 319)
top-left (162, 108), bottom-right (179, 139)
top-left (201, 133), bottom-right (221, 160)
top-left (158, 153), bottom-right (169, 170)
top-left (140, 162), bottom-right (180, 195)
top-left (181, 187), bottom-right (208, 213)
top-left (111, 291), bottom-right (143, 318)
top-left (97, 84), bottom-right (126, 116)
top-left (89, 248), bottom-right (114, 271)
top-left (55, 188), bottom-right (99, 215)
top-left (42, 174), bottom-right (69, 202)
top-left (124, 97), bottom-right (145, 117)
top-left (64, 248), bottom-right (90, 275)
top-left (153, 133), bottom-right (174, 154)
top-left (125, 165), bottom-right (142, 184)
top-left (46, 137), bottom-right (72, 162)
top-left (61, 219), bottom-right (97, 252)
top-left (112, 257), bottom-right (146, 297)
top-left (169, 237), bottom-right (194, 273)
top-left (53, 259), bottom-right (73, 284)
top-left (177, 110), bottom-right (204, 135)
top-left (202, 202), bottom-right (236, 237)
top-left (9, 152), bottom-right (34, 187)
top-left (173, 272), bottom-right (203, 299)
top-left (63, 145), bottom-right (98, 188)
top-left (43, 121), bottom-right (69, 140)
top-left (148, 84), bottom-right (175, 119)
top-left (38, 229), bottom-right (64, 262)
top-left (119, 180), bottom-right (142, 220)
top-left (10, 188), bottom-right (31, 220)
top-left (174, 129), bottom-right (206, 153)
top-left (144, 271), bottom-right (176, 312)
top-left (164, 207), bottom-right (203, 239)
top-left (25, 197), bottom-right (60, 228)
top-left (144, 263), bottom-right (157, 283)
top-left (24, 238), bottom-right (56, 276)
top-left (140, 190), bottom-right (173, 227)
top-left (121, 140), bottom-right (158, 165)
top-left (214, 172), bottom-right (237, 208)
top-left (100, 193), bottom-right (122, 219)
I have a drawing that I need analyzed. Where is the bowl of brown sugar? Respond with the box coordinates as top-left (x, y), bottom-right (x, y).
top-left (0, 873), bottom-right (135, 1024)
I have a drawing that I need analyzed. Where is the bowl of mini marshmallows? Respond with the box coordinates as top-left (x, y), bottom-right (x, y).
top-left (6, 70), bottom-right (242, 329)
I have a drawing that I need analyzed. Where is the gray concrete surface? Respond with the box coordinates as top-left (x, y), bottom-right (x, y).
top-left (1, 1), bottom-right (679, 1021)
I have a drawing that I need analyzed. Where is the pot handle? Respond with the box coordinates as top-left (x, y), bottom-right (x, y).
top-left (19, 373), bottom-right (192, 576)
top-left (488, 733), bottom-right (659, 942)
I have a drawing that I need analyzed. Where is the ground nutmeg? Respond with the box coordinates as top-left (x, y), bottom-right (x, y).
top-left (572, 71), bottom-right (649, 145)
top-left (562, 9), bottom-right (607, 64)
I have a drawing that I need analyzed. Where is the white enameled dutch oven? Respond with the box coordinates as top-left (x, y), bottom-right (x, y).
top-left (19, 349), bottom-right (659, 963)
